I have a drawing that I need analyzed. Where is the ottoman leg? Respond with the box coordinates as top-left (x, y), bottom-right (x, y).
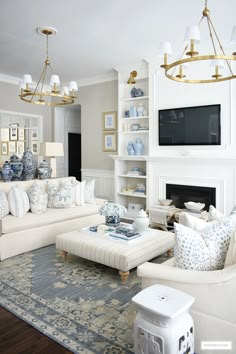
top-left (59, 250), bottom-right (68, 260)
top-left (119, 271), bottom-right (130, 282)
top-left (167, 248), bottom-right (173, 257)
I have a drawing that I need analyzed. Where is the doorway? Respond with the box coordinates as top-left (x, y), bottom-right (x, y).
top-left (68, 133), bottom-right (81, 181)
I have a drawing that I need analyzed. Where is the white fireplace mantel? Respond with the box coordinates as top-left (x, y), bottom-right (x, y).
top-left (148, 155), bottom-right (236, 215)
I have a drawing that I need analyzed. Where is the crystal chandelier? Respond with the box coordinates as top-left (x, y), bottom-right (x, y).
top-left (159, 0), bottom-right (236, 83)
top-left (19, 27), bottom-right (78, 106)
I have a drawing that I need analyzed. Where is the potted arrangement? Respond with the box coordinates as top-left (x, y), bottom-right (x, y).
top-left (99, 202), bottom-right (127, 226)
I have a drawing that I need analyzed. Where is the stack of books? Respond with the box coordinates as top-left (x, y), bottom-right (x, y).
top-left (109, 226), bottom-right (141, 241)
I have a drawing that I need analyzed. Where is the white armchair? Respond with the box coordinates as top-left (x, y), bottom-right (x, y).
top-left (137, 258), bottom-right (236, 354)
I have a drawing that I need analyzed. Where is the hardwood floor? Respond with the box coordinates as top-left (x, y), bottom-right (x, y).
top-left (0, 307), bottom-right (73, 354)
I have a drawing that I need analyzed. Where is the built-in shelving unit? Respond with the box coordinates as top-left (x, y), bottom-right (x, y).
top-left (111, 61), bottom-right (150, 219)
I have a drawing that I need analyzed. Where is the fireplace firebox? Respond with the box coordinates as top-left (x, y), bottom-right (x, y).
top-left (166, 184), bottom-right (216, 210)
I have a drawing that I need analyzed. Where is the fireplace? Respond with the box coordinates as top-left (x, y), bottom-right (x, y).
top-left (166, 184), bottom-right (216, 210)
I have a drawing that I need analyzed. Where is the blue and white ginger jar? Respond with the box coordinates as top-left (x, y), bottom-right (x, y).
top-left (10, 154), bottom-right (23, 181)
top-left (1, 161), bottom-right (14, 182)
top-left (37, 160), bottom-right (52, 179)
top-left (22, 148), bottom-right (37, 180)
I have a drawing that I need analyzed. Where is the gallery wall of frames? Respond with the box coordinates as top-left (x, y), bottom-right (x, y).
top-left (0, 110), bottom-right (42, 161)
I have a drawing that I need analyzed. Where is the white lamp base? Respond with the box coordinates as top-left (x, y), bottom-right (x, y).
top-left (50, 157), bottom-right (57, 178)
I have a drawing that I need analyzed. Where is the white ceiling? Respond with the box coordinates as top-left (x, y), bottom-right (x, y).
top-left (0, 0), bottom-right (235, 85)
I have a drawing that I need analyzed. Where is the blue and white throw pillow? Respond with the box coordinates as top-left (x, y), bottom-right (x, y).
top-left (0, 191), bottom-right (9, 218)
top-left (8, 185), bottom-right (30, 217)
top-left (47, 180), bottom-right (75, 208)
top-left (84, 179), bottom-right (96, 204)
top-left (174, 219), bottom-right (233, 271)
top-left (27, 183), bottom-right (48, 214)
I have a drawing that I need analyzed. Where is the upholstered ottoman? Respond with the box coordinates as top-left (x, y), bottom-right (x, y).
top-left (56, 227), bottom-right (175, 282)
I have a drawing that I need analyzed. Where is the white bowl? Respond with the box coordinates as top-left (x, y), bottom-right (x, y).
top-left (184, 201), bottom-right (205, 211)
top-left (159, 199), bottom-right (173, 206)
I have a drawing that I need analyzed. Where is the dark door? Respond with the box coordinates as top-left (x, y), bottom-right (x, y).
top-left (68, 133), bottom-right (81, 181)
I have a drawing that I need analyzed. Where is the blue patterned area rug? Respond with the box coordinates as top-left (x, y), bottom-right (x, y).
top-left (0, 245), bottom-right (168, 354)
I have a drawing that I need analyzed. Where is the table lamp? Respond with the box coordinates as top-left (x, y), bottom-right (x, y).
top-left (40, 142), bottom-right (64, 178)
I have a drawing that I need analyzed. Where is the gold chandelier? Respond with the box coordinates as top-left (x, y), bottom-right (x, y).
top-left (19, 27), bottom-right (78, 106)
top-left (159, 0), bottom-right (236, 83)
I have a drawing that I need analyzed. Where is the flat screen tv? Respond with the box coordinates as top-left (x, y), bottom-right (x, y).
top-left (158, 104), bottom-right (221, 146)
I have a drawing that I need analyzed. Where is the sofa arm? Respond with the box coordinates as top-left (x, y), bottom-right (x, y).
top-left (137, 262), bottom-right (236, 285)
top-left (0, 219), bottom-right (2, 237)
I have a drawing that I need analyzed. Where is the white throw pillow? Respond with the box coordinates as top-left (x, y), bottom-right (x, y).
top-left (8, 186), bottom-right (30, 217)
top-left (0, 191), bottom-right (9, 218)
top-left (178, 212), bottom-right (208, 231)
top-left (47, 179), bottom-right (75, 208)
top-left (84, 179), bottom-right (96, 204)
top-left (208, 205), bottom-right (224, 222)
top-left (174, 220), bottom-right (233, 271)
top-left (27, 183), bottom-right (48, 214)
top-left (72, 180), bottom-right (86, 206)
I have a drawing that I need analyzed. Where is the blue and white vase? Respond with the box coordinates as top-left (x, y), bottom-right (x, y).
top-left (127, 141), bottom-right (135, 155)
top-left (1, 161), bottom-right (14, 182)
top-left (10, 154), bottom-right (23, 181)
top-left (134, 138), bottom-right (144, 155)
top-left (22, 148), bottom-right (37, 180)
top-left (37, 160), bottom-right (52, 179)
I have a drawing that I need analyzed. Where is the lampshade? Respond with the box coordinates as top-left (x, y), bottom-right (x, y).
top-left (50, 75), bottom-right (60, 85)
top-left (23, 74), bottom-right (33, 84)
top-left (184, 25), bottom-right (200, 44)
top-left (159, 41), bottom-right (172, 56)
top-left (69, 81), bottom-right (78, 91)
top-left (40, 142), bottom-right (64, 157)
top-left (230, 26), bottom-right (236, 44)
top-left (210, 59), bottom-right (225, 69)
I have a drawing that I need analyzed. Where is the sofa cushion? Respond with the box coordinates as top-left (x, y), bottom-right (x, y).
top-left (178, 212), bottom-right (208, 231)
top-left (8, 186), bottom-right (30, 217)
top-left (174, 220), bottom-right (233, 271)
top-left (27, 182), bottom-right (48, 215)
top-left (208, 205), bottom-right (224, 222)
top-left (84, 179), bottom-right (96, 204)
top-left (47, 179), bottom-right (75, 208)
top-left (0, 191), bottom-right (9, 218)
top-left (2, 199), bottom-right (106, 234)
top-left (72, 180), bottom-right (86, 206)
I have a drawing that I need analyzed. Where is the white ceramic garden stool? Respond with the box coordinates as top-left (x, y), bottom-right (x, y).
top-left (132, 284), bottom-right (195, 354)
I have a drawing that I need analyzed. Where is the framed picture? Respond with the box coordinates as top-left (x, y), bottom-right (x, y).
top-left (10, 127), bottom-right (18, 141)
top-left (1, 142), bottom-right (8, 155)
top-left (16, 141), bottom-right (25, 157)
top-left (31, 142), bottom-right (39, 155)
top-left (102, 111), bottom-right (117, 131)
top-left (18, 128), bottom-right (25, 141)
top-left (31, 130), bottom-right (39, 141)
top-left (103, 132), bottom-right (117, 152)
top-left (8, 141), bottom-right (16, 153)
top-left (0, 128), bottom-right (9, 141)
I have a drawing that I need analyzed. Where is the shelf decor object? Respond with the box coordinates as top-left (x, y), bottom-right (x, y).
top-left (159, 0), bottom-right (236, 83)
top-left (19, 27), bottom-right (78, 106)
top-left (127, 70), bottom-right (137, 84)
top-left (40, 142), bottom-right (64, 178)
top-left (102, 111), bottom-right (117, 131)
top-left (99, 202), bottom-right (127, 226)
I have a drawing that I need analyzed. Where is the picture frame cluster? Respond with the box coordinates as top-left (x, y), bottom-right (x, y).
top-left (102, 111), bottom-right (117, 152)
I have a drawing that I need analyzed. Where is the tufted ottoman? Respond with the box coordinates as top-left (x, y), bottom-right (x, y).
top-left (56, 227), bottom-right (175, 282)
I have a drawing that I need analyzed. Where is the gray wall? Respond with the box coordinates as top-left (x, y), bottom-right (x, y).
top-left (0, 81), bottom-right (52, 141)
top-left (79, 80), bottom-right (118, 170)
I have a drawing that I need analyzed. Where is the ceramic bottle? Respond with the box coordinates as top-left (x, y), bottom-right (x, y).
top-left (133, 209), bottom-right (149, 234)
top-left (133, 138), bottom-right (144, 155)
top-left (1, 161), bottom-right (14, 182)
top-left (22, 148), bottom-right (37, 180)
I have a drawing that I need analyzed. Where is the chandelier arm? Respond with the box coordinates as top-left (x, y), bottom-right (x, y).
top-left (206, 17), bottom-right (217, 55)
top-left (208, 17), bottom-right (234, 76)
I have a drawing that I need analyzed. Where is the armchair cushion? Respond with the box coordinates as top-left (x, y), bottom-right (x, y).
top-left (174, 220), bottom-right (233, 271)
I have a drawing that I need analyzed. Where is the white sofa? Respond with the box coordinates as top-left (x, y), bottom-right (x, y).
top-left (137, 256), bottom-right (236, 354)
top-left (0, 177), bottom-right (106, 261)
